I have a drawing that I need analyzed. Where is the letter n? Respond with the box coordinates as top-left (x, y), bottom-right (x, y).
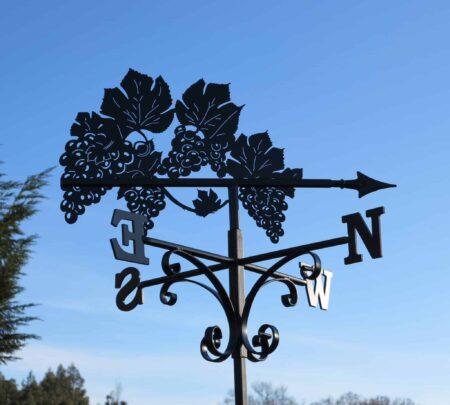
top-left (342, 206), bottom-right (385, 265)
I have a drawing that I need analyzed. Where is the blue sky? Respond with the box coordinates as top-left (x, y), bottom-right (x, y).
top-left (1, 1), bottom-right (450, 404)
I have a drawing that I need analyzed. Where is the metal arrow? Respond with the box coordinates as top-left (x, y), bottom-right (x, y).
top-left (344, 171), bottom-right (396, 198)
top-left (61, 171), bottom-right (396, 197)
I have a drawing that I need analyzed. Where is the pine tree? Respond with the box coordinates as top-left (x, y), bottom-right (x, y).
top-left (0, 167), bottom-right (51, 364)
top-left (20, 371), bottom-right (40, 404)
top-left (39, 364), bottom-right (89, 404)
top-left (0, 372), bottom-right (20, 404)
top-left (0, 364), bottom-right (90, 404)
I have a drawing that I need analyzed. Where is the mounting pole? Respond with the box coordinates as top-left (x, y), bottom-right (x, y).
top-left (228, 186), bottom-right (248, 405)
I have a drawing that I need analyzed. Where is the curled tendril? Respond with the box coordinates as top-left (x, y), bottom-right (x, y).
top-left (241, 250), bottom-right (323, 362)
top-left (299, 252), bottom-right (322, 280)
top-left (247, 324), bottom-right (280, 362)
top-left (162, 250), bottom-right (182, 275)
top-left (262, 278), bottom-right (298, 307)
top-left (158, 249), bottom-right (238, 363)
top-left (160, 278), bottom-right (221, 307)
top-left (159, 282), bottom-right (178, 306)
top-left (201, 326), bottom-right (224, 358)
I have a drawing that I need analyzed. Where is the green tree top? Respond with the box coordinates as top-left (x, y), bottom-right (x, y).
top-left (0, 364), bottom-right (90, 404)
top-left (0, 167), bottom-right (51, 364)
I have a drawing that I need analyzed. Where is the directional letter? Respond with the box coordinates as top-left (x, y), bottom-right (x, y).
top-left (115, 267), bottom-right (143, 312)
top-left (306, 270), bottom-right (333, 310)
top-left (110, 209), bottom-right (149, 265)
top-left (342, 206), bottom-right (385, 265)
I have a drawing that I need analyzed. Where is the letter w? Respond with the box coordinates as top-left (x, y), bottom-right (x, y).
top-left (306, 270), bottom-right (333, 310)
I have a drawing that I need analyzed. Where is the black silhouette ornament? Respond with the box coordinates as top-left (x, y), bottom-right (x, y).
top-left (60, 69), bottom-right (303, 242)
top-left (192, 189), bottom-right (226, 217)
top-left (100, 69), bottom-right (174, 134)
top-left (60, 69), bottom-right (395, 405)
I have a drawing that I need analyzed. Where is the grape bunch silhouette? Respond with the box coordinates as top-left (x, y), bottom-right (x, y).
top-left (60, 69), bottom-right (303, 243)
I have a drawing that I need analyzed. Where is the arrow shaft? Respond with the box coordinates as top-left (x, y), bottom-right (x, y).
top-left (61, 177), bottom-right (352, 189)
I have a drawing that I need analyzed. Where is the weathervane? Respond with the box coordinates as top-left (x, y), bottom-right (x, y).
top-left (60, 69), bottom-right (395, 405)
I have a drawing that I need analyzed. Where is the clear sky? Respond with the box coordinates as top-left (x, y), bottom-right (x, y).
top-left (1, 1), bottom-right (450, 404)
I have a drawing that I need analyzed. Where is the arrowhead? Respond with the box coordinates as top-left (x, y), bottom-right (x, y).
top-left (356, 171), bottom-right (396, 198)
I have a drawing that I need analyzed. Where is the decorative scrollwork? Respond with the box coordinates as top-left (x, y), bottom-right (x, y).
top-left (241, 251), bottom-right (322, 362)
top-left (250, 324), bottom-right (280, 361)
top-left (158, 250), bottom-right (238, 362)
top-left (60, 69), bottom-right (304, 243)
top-left (299, 253), bottom-right (322, 280)
top-left (263, 278), bottom-right (298, 308)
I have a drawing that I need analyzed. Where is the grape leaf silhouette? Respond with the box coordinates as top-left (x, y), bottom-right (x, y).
top-left (226, 132), bottom-right (284, 178)
top-left (175, 80), bottom-right (242, 177)
top-left (101, 69), bottom-right (174, 135)
top-left (176, 80), bottom-right (242, 141)
top-left (192, 189), bottom-right (223, 217)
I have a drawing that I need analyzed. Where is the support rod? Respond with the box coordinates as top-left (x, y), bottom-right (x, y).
top-left (239, 236), bottom-right (349, 265)
top-left (143, 236), bottom-right (234, 264)
top-left (139, 260), bottom-right (308, 290)
top-left (139, 263), bottom-right (227, 289)
top-left (228, 186), bottom-right (247, 405)
top-left (142, 236), bottom-right (307, 286)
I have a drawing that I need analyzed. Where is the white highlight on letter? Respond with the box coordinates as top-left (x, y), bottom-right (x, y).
top-left (305, 270), bottom-right (333, 310)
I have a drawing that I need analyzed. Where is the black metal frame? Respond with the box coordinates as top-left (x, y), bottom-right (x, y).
top-left (59, 69), bottom-right (395, 405)
top-left (107, 181), bottom-right (382, 405)
top-left (112, 185), bottom-right (341, 403)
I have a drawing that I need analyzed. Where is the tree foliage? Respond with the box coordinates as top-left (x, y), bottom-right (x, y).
top-left (105, 382), bottom-right (127, 405)
top-left (0, 167), bottom-right (51, 364)
top-left (310, 392), bottom-right (416, 405)
top-left (0, 364), bottom-right (89, 404)
top-left (249, 382), bottom-right (299, 405)
top-left (222, 383), bottom-right (417, 405)
top-left (223, 382), bottom-right (299, 405)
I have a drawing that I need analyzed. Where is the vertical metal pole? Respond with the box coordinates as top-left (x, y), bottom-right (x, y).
top-left (228, 186), bottom-right (248, 405)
